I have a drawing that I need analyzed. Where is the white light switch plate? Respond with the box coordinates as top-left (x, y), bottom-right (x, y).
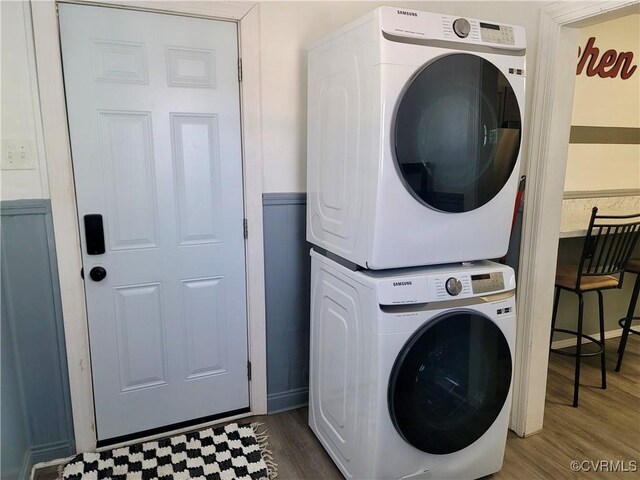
top-left (1, 140), bottom-right (35, 170)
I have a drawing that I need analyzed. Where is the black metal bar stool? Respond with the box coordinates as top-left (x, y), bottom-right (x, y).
top-left (615, 258), bottom-right (640, 372)
top-left (550, 208), bottom-right (640, 407)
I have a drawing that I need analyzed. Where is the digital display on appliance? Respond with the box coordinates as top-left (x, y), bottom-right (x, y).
top-left (479, 23), bottom-right (515, 45)
top-left (471, 274), bottom-right (491, 280)
top-left (480, 22), bottom-right (500, 30)
top-left (471, 273), bottom-right (505, 294)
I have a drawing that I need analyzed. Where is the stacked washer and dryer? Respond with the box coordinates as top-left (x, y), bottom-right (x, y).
top-left (306, 7), bottom-right (525, 480)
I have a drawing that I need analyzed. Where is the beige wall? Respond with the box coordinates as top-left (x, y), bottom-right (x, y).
top-left (0, 1), bottom-right (49, 200)
top-left (565, 14), bottom-right (640, 193)
top-left (260, 1), bottom-right (545, 193)
top-left (3, 1), bottom-right (548, 198)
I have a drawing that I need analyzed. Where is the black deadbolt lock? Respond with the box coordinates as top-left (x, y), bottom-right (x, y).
top-left (84, 214), bottom-right (106, 255)
top-left (90, 266), bottom-right (107, 282)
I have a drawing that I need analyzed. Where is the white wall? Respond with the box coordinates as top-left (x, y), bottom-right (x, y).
top-left (259, 1), bottom-right (546, 193)
top-left (564, 13), bottom-right (640, 193)
top-left (0, 0), bottom-right (49, 200)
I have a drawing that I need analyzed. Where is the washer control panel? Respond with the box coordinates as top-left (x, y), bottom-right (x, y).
top-left (433, 276), bottom-right (472, 299)
top-left (373, 261), bottom-right (514, 305)
top-left (452, 18), bottom-right (471, 38)
top-left (471, 272), bottom-right (505, 294)
top-left (431, 271), bottom-right (506, 300)
top-left (445, 277), bottom-right (463, 296)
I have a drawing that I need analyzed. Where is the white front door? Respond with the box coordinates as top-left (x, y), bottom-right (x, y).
top-left (59, 4), bottom-right (249, 441)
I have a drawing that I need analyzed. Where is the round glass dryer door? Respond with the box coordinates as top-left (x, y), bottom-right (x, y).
top-left (394, 53), bottom-right (522, 213)
top-left (388, 312), bottom-right (512, 454)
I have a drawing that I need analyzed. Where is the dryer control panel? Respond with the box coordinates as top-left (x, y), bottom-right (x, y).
top-left (441, 17), bottom-right (516, 46)
top-left (379, 7), bottom-right (526, 51)
top-left (478, 22), bottom-right (515, 45)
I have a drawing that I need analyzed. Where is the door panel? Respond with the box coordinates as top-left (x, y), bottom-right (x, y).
top-left (59, 4), bottom-right (248, 440)
top-left (167, 47), bottom-right (217, 88)
top-left (114, 283), bottom-right (167, 392)
top-left (171, 114), bottom-right (223, 245)
top-left (91, 40), bottom-right (148, 84)
top-left (182, 277), bottom-right (227, 379)
top-left (99, 111), bottom-right (158, 249)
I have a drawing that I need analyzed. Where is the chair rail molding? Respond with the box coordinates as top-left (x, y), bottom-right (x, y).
top-left (512, 0), bottom-right (639, 437)
top-left (31, 0), bottom-right (264, 451)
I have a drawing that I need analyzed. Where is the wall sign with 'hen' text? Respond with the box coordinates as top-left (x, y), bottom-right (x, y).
top-left (577, 37), bottom-right (637, 79)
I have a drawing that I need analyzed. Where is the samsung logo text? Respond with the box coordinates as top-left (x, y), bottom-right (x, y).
top-left (397, 10), bottom-right (417, 17)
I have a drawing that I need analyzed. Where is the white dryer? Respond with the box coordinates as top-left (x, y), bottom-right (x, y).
top-left (309, 249), bottom-right (516, 480)
top-left (307, 7), bottom-right (526, 269)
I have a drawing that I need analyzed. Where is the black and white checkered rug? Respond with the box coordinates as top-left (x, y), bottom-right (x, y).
top-left (60, 422), bottom-right (277, 480)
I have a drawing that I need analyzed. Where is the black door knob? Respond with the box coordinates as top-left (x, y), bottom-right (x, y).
top-left (89, 266), bottom-right (107, 282)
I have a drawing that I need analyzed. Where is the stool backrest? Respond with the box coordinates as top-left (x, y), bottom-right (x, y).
top-left (577, 207), bottom-right (640, 289)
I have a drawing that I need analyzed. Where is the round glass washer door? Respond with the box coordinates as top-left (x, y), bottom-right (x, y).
top-left (387, 311), bottom-right (512, 455)
top-left (394, 53), bottom-right (522, 213)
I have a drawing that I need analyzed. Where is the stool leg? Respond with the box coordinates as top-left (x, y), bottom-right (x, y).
top-left (616, 274), bottom-right (640, 372)
top-left (573, 292), bottom-right (584, 407)
top-left (550, 287), bottom-right (561, 346)
top-left (597, 290), bottom-right (606, 389)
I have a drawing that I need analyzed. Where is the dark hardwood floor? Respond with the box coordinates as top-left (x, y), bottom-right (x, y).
top-left (36, 336), bottom-right (639, 480)
top-left (497, 334), bottom-right (640, 480)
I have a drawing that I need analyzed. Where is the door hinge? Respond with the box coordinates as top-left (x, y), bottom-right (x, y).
top-left (247, 361), bottom-right (252, 381)
top-left (238, 58), bottom-right (243, 83)
top-left (243, 218), bottom-right (248, 239)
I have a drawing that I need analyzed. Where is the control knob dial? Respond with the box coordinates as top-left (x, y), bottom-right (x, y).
top-left (445, 277), bottom-right (463, 296)
top-left (453, 18), bottom-right (471, 38)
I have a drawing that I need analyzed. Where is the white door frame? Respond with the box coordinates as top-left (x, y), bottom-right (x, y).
top-left (30, 0), bottom-right (266, 451)
top-left (510, 0), bottom-right (639, 437)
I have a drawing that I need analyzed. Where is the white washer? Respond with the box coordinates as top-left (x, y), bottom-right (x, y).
top-left (307, 7), bottom-right (526, 269)
top-left (309, 249), bottom-right (516, 480)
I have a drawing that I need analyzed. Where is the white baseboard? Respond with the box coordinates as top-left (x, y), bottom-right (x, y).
top-left (22, 441), bottom-right (75, 480)
top-left (30, 455), bottom-right (76, 480)
top-left (551, 328), bottom-right (623, 350)
top-left (267, 387), bottom-right (309, 414)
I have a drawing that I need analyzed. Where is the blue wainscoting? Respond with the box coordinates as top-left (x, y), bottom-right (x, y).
top-left (1, 292), bottom-right (29, 479)
top-left (263, 193), bottom-right (311, 413)
top-left (0, 200), bottom-right (75, 479)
